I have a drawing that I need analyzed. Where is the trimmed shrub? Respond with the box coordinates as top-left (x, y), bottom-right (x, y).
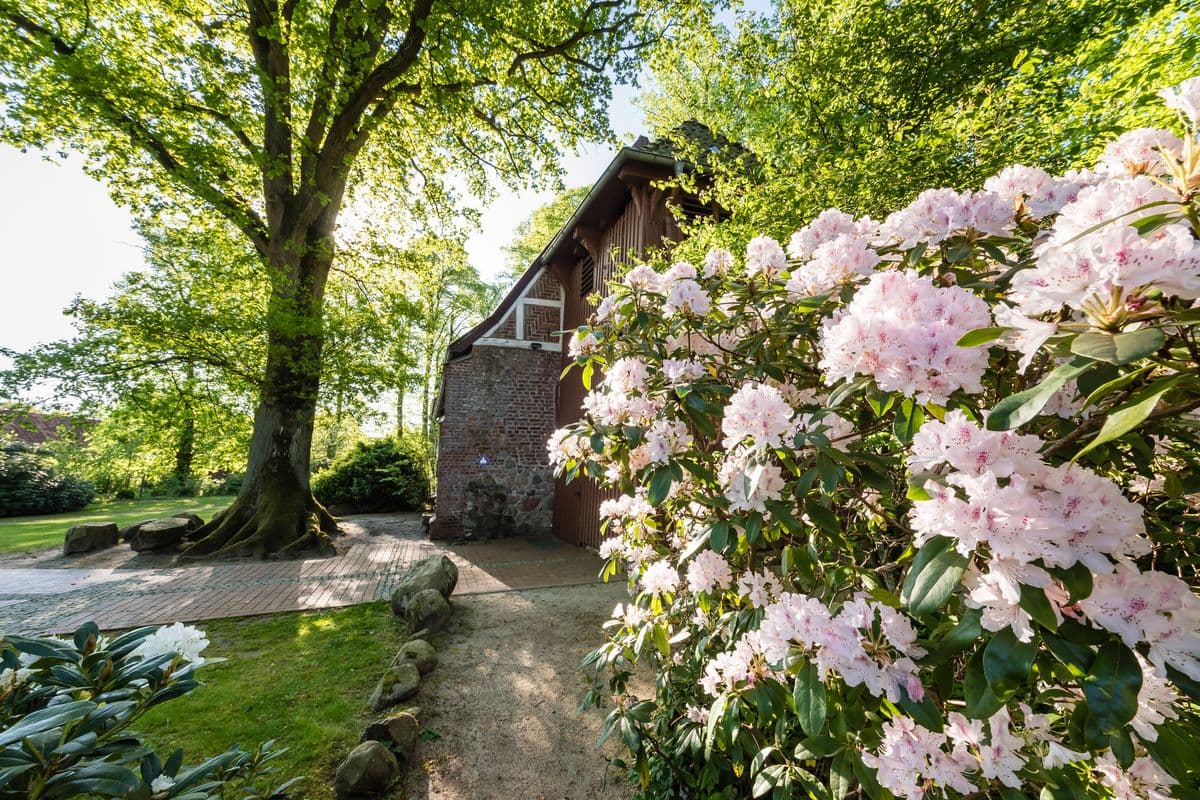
top-left (312, 435), bottom-right (430, 512)
top-left (0, 443), bottom-right (95, 517)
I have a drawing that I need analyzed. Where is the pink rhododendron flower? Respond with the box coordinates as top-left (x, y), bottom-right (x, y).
top-left (721, 381), bottom-right (794, 450)
top-left (686, 550), bottom-right (733, 594)
top-left (785, 232), bottom-right (880, 298)
top-left (745, 235), bottom-right (787, 279)
top-left (819, 270), bottom-right (993, 404)
top-left (787, 208), bottom-right (861, 259)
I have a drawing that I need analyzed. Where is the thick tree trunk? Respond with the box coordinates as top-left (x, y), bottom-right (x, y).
top-left (172, 409), bottom-right (195, 485)
top-left (183, 246), bottom-right (339, 559)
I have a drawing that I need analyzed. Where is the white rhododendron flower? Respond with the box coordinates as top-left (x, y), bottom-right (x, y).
top-left (744, 234), bottom-right (787, 279)
top-left (685, 550), bottom-right (732, 594)
top-left (132, 623), bottom-right (210, 667)
top-left (639, 560), bottom-right (680, 596)
top-left (1096, 128), bottom-right (1184, 177)
top-left (1160, 76), bottom-right (1200, 125)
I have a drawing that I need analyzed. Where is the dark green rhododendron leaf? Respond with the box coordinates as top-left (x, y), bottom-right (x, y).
top-left (893, 398), bottom-right (925, 444)
top-left (1070, 328), bottom-right (1164, 365)
top-left (983, 628), bottom-right (1037, 697)
top-left (792, 660), bottom-right (826, 737)
top-left (986, 357), bottom-right (1094, 430)
top-left (901, 536), bottom-right (967, 616)
top-left (648, 466), bottom-right (673, 506)
top-left (964, 650), bottom-right (1003, 719)
top-left (1084, 641), bottom-right (1142, 733)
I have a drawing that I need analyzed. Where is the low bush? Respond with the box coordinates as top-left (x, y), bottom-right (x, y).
top-left (198, 472), bottom-right (243, 497)
top-left (0, 443), bottom-right (95, 517)
top-left (312, 435), bottom-right (430, 512)
top-left (0, 621), bottom-right (297, 799)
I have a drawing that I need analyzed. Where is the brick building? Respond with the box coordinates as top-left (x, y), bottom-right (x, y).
top-left (431, 132), bottom-right (712, 544)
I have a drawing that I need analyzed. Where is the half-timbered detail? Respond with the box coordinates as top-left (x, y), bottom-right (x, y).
top-left (432, 128), bottom-right (722, 543)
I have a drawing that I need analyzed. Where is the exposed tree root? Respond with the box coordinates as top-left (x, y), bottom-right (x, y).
top-left (181, 492), bottom-right (339, 560)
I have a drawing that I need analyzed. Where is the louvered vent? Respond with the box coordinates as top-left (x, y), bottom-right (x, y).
top-left (579, 255), bottom-right (595, 298)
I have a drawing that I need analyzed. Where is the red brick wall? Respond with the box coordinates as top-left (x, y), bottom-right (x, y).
top-left (431, 345), bottom-right (561, 540)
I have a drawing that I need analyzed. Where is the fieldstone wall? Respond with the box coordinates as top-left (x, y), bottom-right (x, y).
top-left (431, 345), bottom-right (560, 540)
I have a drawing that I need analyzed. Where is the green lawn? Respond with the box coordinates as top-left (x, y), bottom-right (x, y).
top-left (137, 603), bottom-right (410, 799)
top-left (0, 496), bottom-right (235, 554)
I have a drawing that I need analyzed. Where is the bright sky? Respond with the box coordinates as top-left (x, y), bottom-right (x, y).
top-left (0, 83), bottom-right (646, 357)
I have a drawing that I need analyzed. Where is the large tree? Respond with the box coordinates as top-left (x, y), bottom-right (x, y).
top-left (0, 0), bottom-right (683, 556)
top-left (644, 0), bottom-right (1200, 242)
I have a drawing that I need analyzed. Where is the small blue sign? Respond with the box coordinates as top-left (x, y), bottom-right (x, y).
top-left (477, 454), bottom-right (490, 466)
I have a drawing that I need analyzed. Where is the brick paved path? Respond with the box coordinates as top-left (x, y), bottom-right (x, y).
top-left (0, 515), bottom-right (604, 635)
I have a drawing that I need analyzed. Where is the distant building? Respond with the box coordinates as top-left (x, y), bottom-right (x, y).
top-left (1, 408), bottom-right (92, 448)
top-left (432, 126), bottom-right (729, 546)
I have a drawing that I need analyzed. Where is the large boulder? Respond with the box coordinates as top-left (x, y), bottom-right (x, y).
top-left (392, 639), bottom-right (437, 675)
top-left (63, 523), bottom-right (119, 555)
top-left (389, 554), bottom-right (457, 615)
top-left (368, 662), bottom-right (420, 712)
top-left (362, 711), bottom-right (420, 765)
top-left (172, 513), bottom-right (205, 532)
top-left (128, 518), bottom-right (191, 552)
top-left (119, 519), bottom-right (156, 542)
top-left (124, 514), bottom-right (205, 543)
top-left (333, 741), bottom-right (399, 798)
top-left (406, 588), bottom-right (452, 634)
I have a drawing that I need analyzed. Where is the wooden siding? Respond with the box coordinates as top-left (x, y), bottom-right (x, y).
top-left (553, 185), bottom-right (683, 549)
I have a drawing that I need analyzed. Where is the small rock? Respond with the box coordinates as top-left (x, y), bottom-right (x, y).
top-left (368, 662), bottom-right (420, 711)
top-left (333, 741), bottom-right (399, 798)
top-left (389, 554), bottom-right (458, 616)
top-left (392, 639), bottom-right (437, 675)
top-left (128, 518), bottom-right (191, 551)
top-left (406, 588), bottom-right (452, 634)
top-left (362, 711), bottom-right (420, 765)
top-left (63, 523), bottom-right (119, 555)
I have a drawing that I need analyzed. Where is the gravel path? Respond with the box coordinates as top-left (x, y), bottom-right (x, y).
top-left (410, 582), bottom-right (639, 800)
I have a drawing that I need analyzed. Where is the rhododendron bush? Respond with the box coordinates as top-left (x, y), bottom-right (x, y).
top-left (554, 80), bottom-right (1200, 800)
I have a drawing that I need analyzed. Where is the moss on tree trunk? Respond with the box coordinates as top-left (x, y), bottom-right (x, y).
top-left (183, 254), bottom-right (339, 559)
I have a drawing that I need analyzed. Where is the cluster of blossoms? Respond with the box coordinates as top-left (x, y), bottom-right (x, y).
top-left (556, 77), bottom-right (1200, 800)
top-left (909, 413), bottom-right (1126, 629)
top-left (863, 709), bottom-right (1025, 798)
top-left (697, 591), bottom-right (926, 708)
top-left (131, 622), bottom-right (211, 666)
top-left (907, 410), bottom-right (1200, 683)
top-left (876, 187), bottom-right (1015, 248)
top-left (818, 269), bottom-right (993, 404)
top-left (1009, 174), bottom-right (1200, 327)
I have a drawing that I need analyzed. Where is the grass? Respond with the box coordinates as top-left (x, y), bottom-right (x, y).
top-left (137, 603), bottom-right (410, 799)
top-left (0, 496), bottom-right (236, 554)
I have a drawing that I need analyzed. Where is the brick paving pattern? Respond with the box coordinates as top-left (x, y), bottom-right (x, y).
top-left (0, 515), bottom-right (604, 635)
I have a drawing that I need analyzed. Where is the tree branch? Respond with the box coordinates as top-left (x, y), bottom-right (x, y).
top-left (1044, 397), bottom-right (1200, 458)
top-left (245, 0), bottom-right (294, 225)
top-left (319, 0), bottom-right (435, 167)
